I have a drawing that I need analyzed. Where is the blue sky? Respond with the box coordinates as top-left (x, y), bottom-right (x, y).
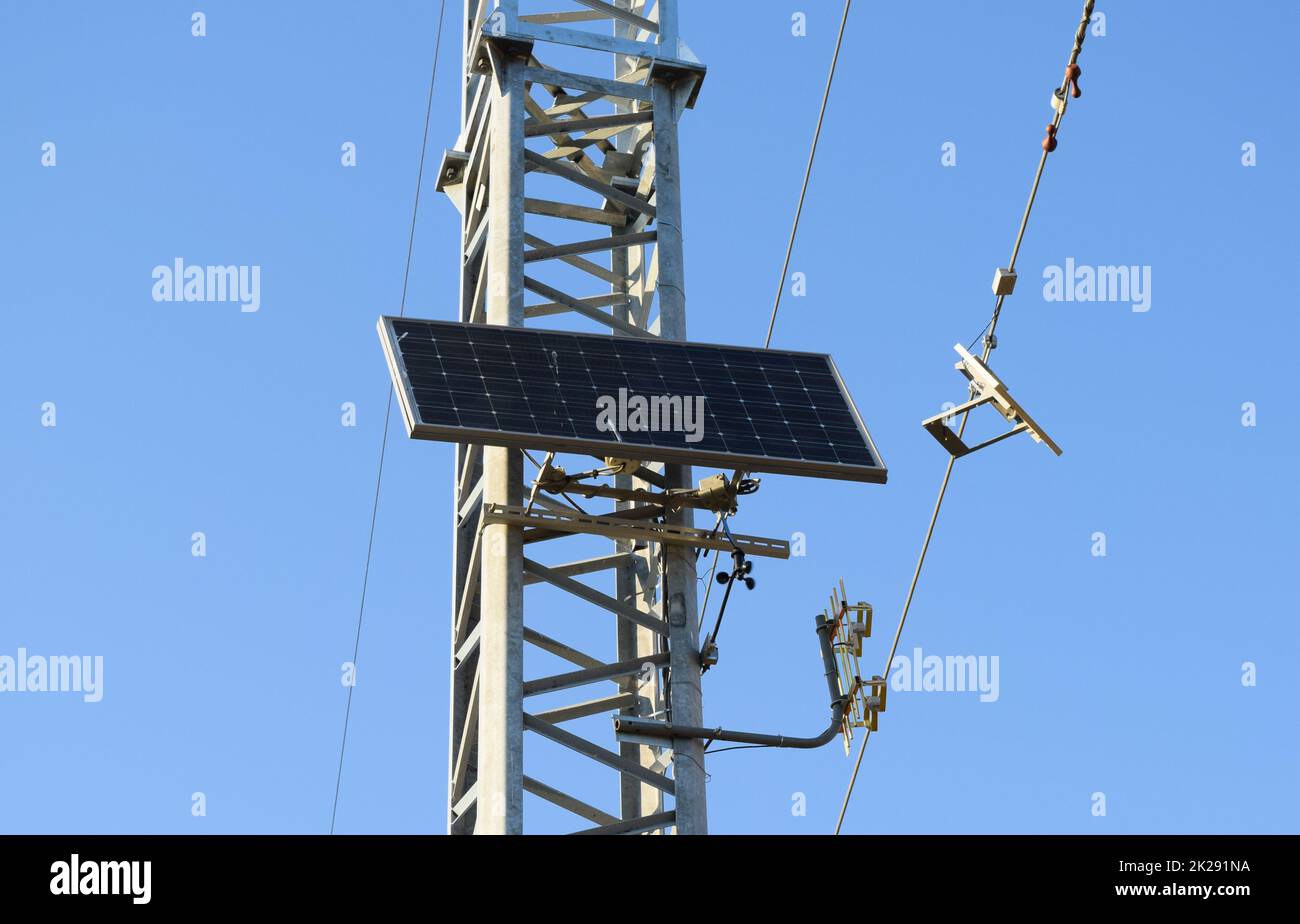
top-left (2, 1), bottom-right (1296, 834)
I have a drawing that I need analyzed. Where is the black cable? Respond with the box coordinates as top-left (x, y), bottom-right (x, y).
top-left (330, 0), bottom-right (447, 835)
top-left (835, 0), bottom-right (1099, 835)
top-left (702, 566), bottom-right (738, 669)
top-left (704, 743), bottom-right (772, 756)
top-left (763, 0), bottom-right (853, 349)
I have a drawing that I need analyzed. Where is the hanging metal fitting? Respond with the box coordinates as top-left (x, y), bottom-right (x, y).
top-left (921, 344), bottom-right (1062, 458)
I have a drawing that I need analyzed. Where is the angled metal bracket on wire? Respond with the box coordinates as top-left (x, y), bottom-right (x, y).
top-left (838, 0), bottom-right (1098, 834)
top-left (921, 344), bottom-right (1062, 459)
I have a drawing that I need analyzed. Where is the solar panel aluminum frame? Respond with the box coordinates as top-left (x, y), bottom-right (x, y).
top-left (377, 316), bottom-right (888, 484)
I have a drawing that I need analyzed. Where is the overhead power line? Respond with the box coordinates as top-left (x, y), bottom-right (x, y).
top-left (700, 0), bottom-right (855, 652)
top-left (330, 0), bottom-right (448, 836)
top-left (763, 0), bottom-right (853, 350)
top-left (835, 0), bottom-right (1098, 835)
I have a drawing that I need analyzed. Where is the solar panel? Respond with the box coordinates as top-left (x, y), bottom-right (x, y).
top-left (378, 316), bottom-right (887, 483)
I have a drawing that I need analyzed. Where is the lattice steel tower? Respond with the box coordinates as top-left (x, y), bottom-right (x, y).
top-left (438, 0), bottom-right (708, 834)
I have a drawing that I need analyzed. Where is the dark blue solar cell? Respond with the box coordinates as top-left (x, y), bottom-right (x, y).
top-left (719, 436), bottom-right (764, 456)
top-left (494, 413), bottom-right (538, 434)
top-left (691, 362), bottom-right (733, 383)
top-left (756, 353), bottom-right (796, 372)
top-left (419, 405), bottom-right (460, 427)
top-left (437, 356), bottom-right (477, 377)
top-left (770, 385), bottom-right (810, 406)
top-left (757, 439), bottom-right (800, 459)
top-left (413, 386), bottom-right (454, 407)
top-left (798, 442), bottom-right (840, 462)
top-left (762, 369), bottom-right (803, 389)
top-left (717, 348), bottom-right (762, 368)
top-left (456, 410), bottom-right (498, 429)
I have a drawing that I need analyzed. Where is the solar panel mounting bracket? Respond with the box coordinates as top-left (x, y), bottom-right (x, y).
top-left (533, 459), bottom-right (743, 514)
top-left (483, 503), bottom-right (790, 560)
top-left (921, 344), bottom-right (1062, 458)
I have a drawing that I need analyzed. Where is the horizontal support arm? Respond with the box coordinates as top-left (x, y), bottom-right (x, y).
top-left (613, 615), bottom-right (847, 750)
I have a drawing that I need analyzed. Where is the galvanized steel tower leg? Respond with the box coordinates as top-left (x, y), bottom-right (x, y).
top-left (474, 27), bottom-right (527, 837)
top-left (445, 0), bottom-right (706, 834)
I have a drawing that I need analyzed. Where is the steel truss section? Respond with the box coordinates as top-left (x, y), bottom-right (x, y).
top-left (444, 0), bottom-right (708, 834)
